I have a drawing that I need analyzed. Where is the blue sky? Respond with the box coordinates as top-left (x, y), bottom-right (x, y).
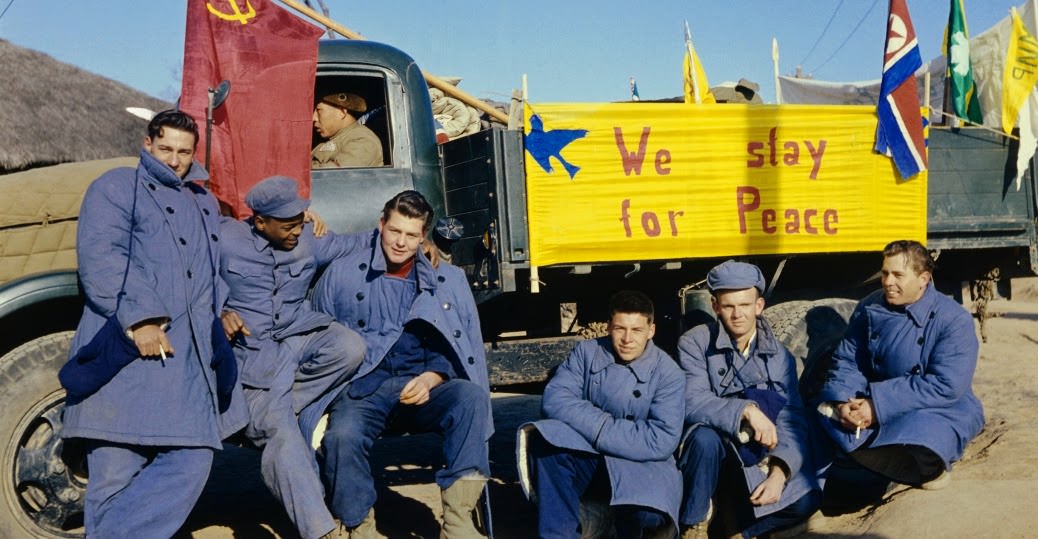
top-left (0, 0), bottom-right (1022, 104)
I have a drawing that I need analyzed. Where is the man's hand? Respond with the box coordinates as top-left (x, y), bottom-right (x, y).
top-left (742, 402), bottom-right (778, 450)
top-left (130, 321), bottom-right (174, 358)
top-left (220, 310), bottom-right (251, 340)
top-left (304, 209), bottom-right (328, 238)
top-left (749, 461), bottom-right (788, 506)
top-left (837, 397), bottom-right (875, 431)
top-left (399, 371), bottom-right (446, 405)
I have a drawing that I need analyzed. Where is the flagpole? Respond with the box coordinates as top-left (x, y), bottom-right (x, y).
top-left (772, 37), bottom-right (782, 104)
top-left (684, 20), bottom-right (702, 104)
top-left (280, 0), bottom-right (509, 124)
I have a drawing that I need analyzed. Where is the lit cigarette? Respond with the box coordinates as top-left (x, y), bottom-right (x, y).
top-left (159, 344), bottom-right (167, 361)
top-left (855, 424), bottom-right (861, 440)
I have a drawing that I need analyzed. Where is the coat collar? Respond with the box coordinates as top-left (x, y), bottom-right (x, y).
top-left (709, 317), bottom-right (781, 357)
top-left (138, 150), bottom-right (209, 188)
top-left (588, 337), bottom-right (662, 383)
top-left (367, 229), bottom-right (438, 291)
top-left (899, 282), bottom-right (939, 327)
top-left (246, 220), bottom-right (273, 253)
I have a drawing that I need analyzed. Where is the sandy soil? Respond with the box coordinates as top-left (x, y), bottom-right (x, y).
top-left (180, 279), bottom-right (1038, 539)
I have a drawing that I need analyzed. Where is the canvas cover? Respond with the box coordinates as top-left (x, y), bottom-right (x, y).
top-left (0, 157), bottom-right (138, 285)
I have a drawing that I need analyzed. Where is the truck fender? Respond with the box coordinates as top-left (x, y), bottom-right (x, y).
top-left (0, 270), bottom-right (81, 322)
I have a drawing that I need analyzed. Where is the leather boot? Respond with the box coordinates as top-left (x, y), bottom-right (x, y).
top-left (440, 478), bottom-right (486, 539)
top-left (345, 508), bottom-right (377, 539)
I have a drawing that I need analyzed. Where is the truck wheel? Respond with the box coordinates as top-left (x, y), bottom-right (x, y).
top-left (0, 332), bottom-right (85, 538)
top-left (764, 298), bottom-right (856, 403)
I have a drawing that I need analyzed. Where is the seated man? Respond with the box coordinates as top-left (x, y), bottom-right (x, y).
top-left (677, 261), bottom-right (819, 539)
top-left (524, 290), bottom-right (684, 539)
top-left (815, 240), bottom-right (984, 508)
top-left (310, 190), bottom-right (492, 538)
top-left (219, 176), bottom-right (367, 539)
top-left (311, 92), bottom-right (383, 168)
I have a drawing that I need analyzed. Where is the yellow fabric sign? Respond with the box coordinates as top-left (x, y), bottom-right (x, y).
top-left (1002, 7), bottom-right (1038, 134)
top-left (523, 103), bottom-right (927, 267)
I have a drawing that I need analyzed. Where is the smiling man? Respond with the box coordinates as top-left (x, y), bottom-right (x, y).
top-left (676, 260), bottom-right (819, 539)
top-left (218, 176), bottom-right (366, 539)
top-left (61, 110), bottom-right (247, 538)
top-left (815, 240), bottom-right (984, 508)
top-left (310, 190), bottom-right (491, 538)
top-left (522, 290), bottom-right (685, 539)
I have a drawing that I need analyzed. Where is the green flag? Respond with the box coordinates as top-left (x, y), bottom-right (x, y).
top-left (945, 0), bottom-right (983, 123)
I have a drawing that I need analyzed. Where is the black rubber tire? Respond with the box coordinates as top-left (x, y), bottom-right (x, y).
top-left (0, 332), bottom-right (85, 538)
top-left (764, 298), bottom-right (857, 403)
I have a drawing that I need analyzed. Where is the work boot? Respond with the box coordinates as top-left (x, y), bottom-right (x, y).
top-left (680, 500), bottom-right (712, 539)
top-left (440, 477), bottom-right (487, 539)
top-left (329, 508), bottom-right (376, 539)
top-left (920, 470), bottom-right (952, 491)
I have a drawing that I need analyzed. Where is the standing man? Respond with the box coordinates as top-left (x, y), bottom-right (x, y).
top-left (311, 92), bottom-right (383, 168)
top-left (61, 110), bottom-right (246, 538)
top-left (523, 290), bottom-right (684, 539)
top-left (310, 190), bottom-right (491, 538)
top-left (815, 240), bottom-right (984, 504)
top-left (218, 176), bottom-right (367, 539)
top-left (676, 260), bottom-right (819, 539)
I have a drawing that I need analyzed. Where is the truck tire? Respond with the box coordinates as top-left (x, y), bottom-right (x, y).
top-left (764, 298), bottom-right (857, 403)
top-left (0, 332), bottom-right (85, 538)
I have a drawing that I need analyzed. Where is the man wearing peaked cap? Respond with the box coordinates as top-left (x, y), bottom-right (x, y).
top-left (312, 91), bottom-right (384, 168)
top-left (218, 176), bottom-right (368, 539)
top-left (675, 260), bottom-right (820, 539)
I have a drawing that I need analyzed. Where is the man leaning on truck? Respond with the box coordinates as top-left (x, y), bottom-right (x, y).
top-left (310, 190), bottom-right (492, 538)
top-left (218, 176), bottom-right (367, 539)
top-left (60, 110), bottom-right (247, 538)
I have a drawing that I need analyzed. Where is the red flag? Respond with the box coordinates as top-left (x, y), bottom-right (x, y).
top-left (181, 0), bottom-right (323, 217)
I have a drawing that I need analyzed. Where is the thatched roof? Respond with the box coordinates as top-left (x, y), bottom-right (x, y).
top-left (0, 39), bottom-right (172, 174)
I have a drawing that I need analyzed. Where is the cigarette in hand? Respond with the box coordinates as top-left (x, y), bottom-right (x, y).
top-left (855, 423), bottom-right (861, 440)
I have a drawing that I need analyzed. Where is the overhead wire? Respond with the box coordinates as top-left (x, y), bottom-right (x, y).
top-left (796, 0), bottom-right (846, 68)
top-left (0, 0), bottom-right (16, 22)
top-left (810, 0), bottom-right (881, 75)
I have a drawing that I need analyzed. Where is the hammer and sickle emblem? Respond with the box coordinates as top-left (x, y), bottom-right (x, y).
top-left (207, 0), bottom-right (257, 25)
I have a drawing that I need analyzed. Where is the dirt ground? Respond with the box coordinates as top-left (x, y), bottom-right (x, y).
top-left (179, 279), bottom-right (1038, 539)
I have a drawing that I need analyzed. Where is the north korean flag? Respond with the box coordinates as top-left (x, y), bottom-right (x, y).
top-left (875, 0), bottom-right (928, 179)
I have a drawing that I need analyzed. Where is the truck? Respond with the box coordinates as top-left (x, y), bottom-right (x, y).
top-left (0, 39), bottom-right (1034, 538)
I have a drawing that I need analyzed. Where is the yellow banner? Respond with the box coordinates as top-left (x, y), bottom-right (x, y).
top-left (523, 103), bottom-right (927, 267)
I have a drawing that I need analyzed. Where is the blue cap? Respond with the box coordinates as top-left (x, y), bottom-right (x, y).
top-left (245, 176), bottom-right (309, 219)
top-left (706, 260), bottom-right (766, 295)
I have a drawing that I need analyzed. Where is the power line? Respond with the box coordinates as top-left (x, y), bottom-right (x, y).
top-left (797, 0), bottom-right (846, 68)
top-left (0, 0), bottom-right (15, 22)
top-left (810, 0), bottom-right (880, 74)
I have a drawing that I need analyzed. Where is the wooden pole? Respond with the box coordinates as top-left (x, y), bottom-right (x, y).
top-left (280, 0), bottom-right (509, 124)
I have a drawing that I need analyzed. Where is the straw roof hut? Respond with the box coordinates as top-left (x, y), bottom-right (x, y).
top-left (0, 39), bottom-right (172, 174)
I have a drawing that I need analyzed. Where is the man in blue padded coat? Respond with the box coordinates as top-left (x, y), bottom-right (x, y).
top-left (523, 290), bottom-right (685, 539)
top-left (310, 190), bottom-right (492, 539)
top-left (676, 260), bottom-right (819, 539)
top-left (218, 176), bottom-right (366, 539)
top-left (61, 110), bottom-right (247, 538)
top-left (815, 240), bottom-right (984, 509)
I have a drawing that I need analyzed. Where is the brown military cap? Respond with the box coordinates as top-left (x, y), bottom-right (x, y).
top-left (319, 92), bottom-right (367, 114)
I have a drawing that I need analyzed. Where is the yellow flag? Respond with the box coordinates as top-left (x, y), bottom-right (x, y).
top-left (1003, 7), bottom-right (1038, 133)
top-left (683, 23), bottom-right (716, 104)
